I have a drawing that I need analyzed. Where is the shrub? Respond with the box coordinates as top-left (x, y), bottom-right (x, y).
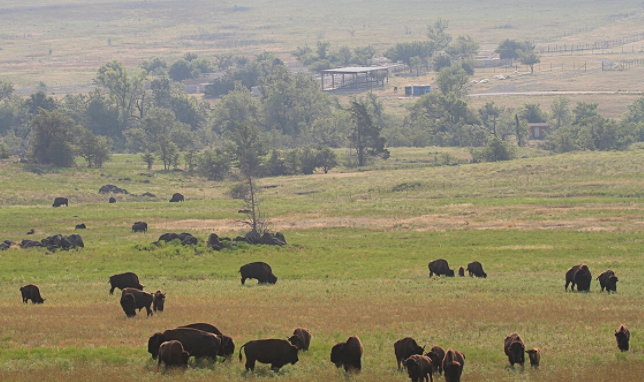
top-left (228, 182), bottom-right (250, 200)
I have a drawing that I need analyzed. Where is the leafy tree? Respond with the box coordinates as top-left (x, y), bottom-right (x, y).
top-left (410, 56), bottom-right (423, 76)
top-left (315, 146), bottom-right (338, 173)
top-left (521, 103), bottom-right (547, 123)
top-left (140, 57), bottom-right (167, 74)
top-left (519, 50), bottom-right (541, 73)
top-left (126, 108), bottom-right (195, 152)
top-left (353, 45), bottom-right (376, 65)
top-left (198, 148), bottom-right (231, 181)
top-left (436, 64), bottom-right (470, 96)
top-left (141, 151), bottom-right (155, 170)
top-left (95, 61), bottom-right (148, 121)
top-left (433, 55), bottom-right (451, 71)
top-left (495, 39), bottom-right (531, 60)
top-left (29, 110), bottom-right (81, 167)
top-left (0, 140), bottom-right (10, 159)
top-left (168, 59), bottom-right (195, 82)
top-left (0, 80), bottom-right (14, 102)
top-left (478, 102), bottom-right (504, 138)
top-left (426, 18), bottom-right (452, 51)
top-left (348, 100), bottom-right (389, 166)
top-left (150, 78), bottom-right (172, 108)
top-left (78, 128), bottom-right (112, 168)
top-left (26, 91), bottom-right (57, 115)
top-left (573, 102), bottom-right (600, 125)
top-left (204, 53), bottom-right (284, 98)
top-left (446, 35), bottom-right (480, 60)
top-left (211, 83), bottom-right (259, 134)
top-left (264, 149), bottom-right (287, 176)
top-left (156, 135), bottom-right (178, 170)
top-left (183, 149), bottom-right (196, 171)
top-left (316, 41), bottom-right (331, 59)
top-left (384, 41), bottom-right (434, 72)
top-left (551, 96), bottom-right (572, 129)
top-left (470, 138), bottom-right (516, 162)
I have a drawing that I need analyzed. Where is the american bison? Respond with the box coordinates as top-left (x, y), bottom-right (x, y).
top-left (153, 290), bottom-right (166, 312)
top-left (158, 340), bottom-right (190, 369)
top-left (26, 228), bottom-right (35, 235)
top-left (394, 337), bottom-right (425, 369)
top-left (403, 354), bottom-right (433, 382)
top-left (526, 348), bottom-right (540, 368)
top-left (148, 328), bottom-right (221, 360)
top-left (331, 335), bottom-right (363, 372)
top-left (75, 223), bottom-right (86, 230)
top-left (169, 193), bottom-right (184, 202)
top-left (597, 270), bottom-right (615, 292)
top-left (52, 197), bottom-right (68, 207)
top-left (425, 345), bottom-right (445, 376)
top-left (288, 328), bottom-right (312, 351)
top-left (442, 349), bottom-right (465, 382)
top-left (238, 339), bottom-right (299, 371)
top-left (574, 265), bottom-right (592, 292)
top-left (180, 323), bottom-right (235, 359)
top-left (109, 196), bottom-right (116, 203)
top-left (457, 266), bottom-right (465, 277)
top-left (132, 222), bottom-right (148, 233)
top-left (20, 284), bottom-right (45, 304)
top-left (504, 333), bottom-right (525, 367)
top-left (108, 272), bottom-right (144, 294)
top-left (239, 262), bottom-right (277, 285)
top-left (615, 324), bottom-right (630, 352)
top-left (607, 275), bottom-right (619, 293)
top-left (428, 259), bottom-right (454, 277)
top-left (467, 261), bottom-right (487, 278)
top-left (565, 264), bottom-right (592, 291)
top-left (120, 292), bottom-right (137, 317)
top-left (122, 288), bottom-right (153, 316)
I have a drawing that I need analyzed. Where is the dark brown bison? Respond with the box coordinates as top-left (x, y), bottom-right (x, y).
top-left (403, 354), bottom-right (433, 382)
top-left (504, 333), bottom-right (525, 366)
top-left (52, 197), bottom-right (68, 207)
top-left (457, 266), bottom-right (465, 277)
top-left (425, 345), bottom-right (445, 376)
top-left (330, 335), bottom-right (363, 372)
top-left (169, 193), bottom-right (184, 202)
top-left (442, 349), bottom-right (465, 382)
top-left (467, 261), bottom-right (487, 278)
top-left (615, 324), bottom-right (630, 352)
top-left (132, 222), bottom-right (147, 233)
top-left (20, 284), bottom-right (45, 304)
top-left (597, 270), bottom-right (615, 291)
top-left (238, 339), bottom-right (299, 371)
top-left (394, 337), bottom-right (425, 369)
top-left (428, 259), bottom-right (454, 277)
top-left (179, 323), bottom-right (235, 359)
top-left (149, 328), bottom-right (221, 360)
top-left (526, 348), bottom-right (540, 368)
top-left (607, 275), bottom-right (619, 293)
top-left (288, 328), bottom-right (312, 351)
top-left (108, 272), bottom-right (144, 294)
top-left (158, 340), bottom-right (190, 369)
top-left (122, 288), bottom-right (153, 316)
top-left (120, 292), bottom-right (137, 317)
top-left (574, 265), bottom-right (592, 292)
top-left (109, 196), bottom-right (116, 204)
top-left (153, 290), bottom-right (166, 312)
top-left (565, 264), bottom-right (591, 291)
top-left (75, 224), bottom-right (86, 230)
top-left (239, 262), bottom-right (277, 285)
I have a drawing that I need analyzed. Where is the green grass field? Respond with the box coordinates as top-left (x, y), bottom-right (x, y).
top-left (2, 148), bottom-right (644, 381)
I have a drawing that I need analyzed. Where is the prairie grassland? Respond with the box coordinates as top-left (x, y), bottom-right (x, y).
top-left (2, 149), bottom-right (644, 380)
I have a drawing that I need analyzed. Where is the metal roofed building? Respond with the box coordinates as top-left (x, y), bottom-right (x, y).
top-left (320, 66), bottom-right (390, 90)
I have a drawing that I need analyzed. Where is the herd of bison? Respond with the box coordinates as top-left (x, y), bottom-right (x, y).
top-left (17, 255), bottom-right (629, 381)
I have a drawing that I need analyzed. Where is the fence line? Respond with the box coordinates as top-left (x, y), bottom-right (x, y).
top-left (536, 32), bottom-right (644, 55)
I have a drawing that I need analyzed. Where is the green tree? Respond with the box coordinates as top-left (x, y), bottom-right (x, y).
top-left (183, 149), bottom-right (197, 171)
top-left (0, 140), bottom-right (10, 159)
top-left (348, 100), bottom-right (389, 167)
top-left (521, 103), bottom-right (547, 123)
top-left (78, 128), bottom-right (112, 168)
top-left (433, 55), bottom-right (452, 71)
top-left (384, 41), bottom-right (434, 73)
top-left (519, 50), bottom-right (541, 74)
top-left (26, 91), bottom-right (57, 115)
top-left (446, 35), bottom-right (480, 60)
top-left (168, 59), bottom-right (195, 82)
top-left (426, 18), bottom-right (452, 51)
top-left (156, 135), bottom-right (178, 170)
top-left (95, 61), bottom-right (148, 121)
top-left (436, 65), bottom-right (469, 96)
top-left (410, 56), bottom-right (423, 76)
top-left (0, 80), bottom-right (14, 102)
top-left (470, 137), bottom-right (516, 162)
top-left (141, 151), bottom-right (155, 170)
top-left (315, 146), bottom-right (338, 174)
top-left (316, 41), bottom-right (331, 59)
top-left (495, 39), bottom-right (531, 60)
top-left (29, 110), bottom-right (80, 167)
top-left (140, 57), bottom-right (167, 74)
top-left (197, 148), bottom-right (231, 181)
top-left (551, 96), bottom-right (572, 129)
top-left (212, 83), bottom-right (259, 134)
top-left (478, 102), bottom-right (504, 138)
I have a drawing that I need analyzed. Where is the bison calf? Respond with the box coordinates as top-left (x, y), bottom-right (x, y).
top-left (331, 335), bottom-right (363, 372)
top-left (239, 262), bottom-right (277, 285)
top-left (467, 261), bottom-right (487, 278)
top-left (153, 290), bottom-right (166, 312)
top-left (526, 348), bottom-right (540, 368)
top-left (615, 324), bottom-right (630, 352)
top-left (158, 340), bottom-right (190, 369)
top-left (425, 345), bottom-right (445, 376)
top-left (122, 288), bottom-right (153, 316)
top-left (428, 259), bottom-right (455, 277)
top-left (504, 333), bottom-right (525, 367)
top-left (288, 328), bottom-right (312, 351)
top-left (239, 339), bottom-right (299, 371)
top-left (457, 266), bottom-right (465, 277)
top-left (402, 354), bottom-right (433, 382)
top-left (394, 337), bottom-right (425, 369)
top-left (20, 284), bottom-right (45, 304)
top-left (109, 272), bottom-right (144, 294)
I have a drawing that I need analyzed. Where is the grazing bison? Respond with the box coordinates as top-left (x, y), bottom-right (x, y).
top-left (52, 197), bottom-right (68, 207)
top-left (122, 288), bottom-right (154, 316)
top-left (467, 261), bottom-right (487, 278)
top-left (402, 354), bottom-right (433, 382)
top-left (457, 266), bottom-right (465, 277)
top-left (120, 292), bottom-right (137, 317)
top-left (109, 272), bottom-right (144, 294)
top-left (180, 323), bottom-right (235, 359)
top-left (109, 197), bottom-right (116, 203)
top-left (425, 345), bottom-right (445, 376)
top-left (148, 328), bottom-right (221, 360)
top-left (597, 270), bottom-right (615, 292)
top-left (75, 223), bottom-right (86, 230)
top-left (238, 339), bottom-right (299, 371)
top-left (566, 264), bottom-right (591, 291)
top-left (574, 265), bottom-right (592, 292)
top-left (504, 333), bottom-right (525, 367)
top-left (394, 337), bottom-right (425, 369)
top-left (153, 290), bottom-right (166, 312)
top-left (526, 348), bottom-right (540, 368)
top-left (428, 259), bottom-right (455, 277)
top-left (331, 335), bottom-right (363, 372)
top-left (20, 284), bottom-right (45, 304)
top-left (239, 262), bottom-right (278, 285)
top-left (169, 193), bottom-right (184, 202)
top-left (615, 324), bottom-right (630, 352)
top-left (288, 328), bottom-right (312, 351)
top-left (132, 222), bottom-right (147, 233)
top-left (158, 340), bottom-right (190, 369)
top-left (607, 275), bottom-right (619, 293)
top-left (442, 349), bottom-right (465, 382)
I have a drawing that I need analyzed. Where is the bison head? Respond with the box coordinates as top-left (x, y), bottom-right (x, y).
top-left (446, 269), bottom-right (455, 277)
top-left (507, 341), bottom-right (525, 365)
top-left (330, 343), bottom-right (345, 368)
top-left (148, 333), bottom-right (165, 359)
top-left (219, 336), bottom-right (235, 358)
top-left (402, 357), bottom-right (420, 377)
top-left (288, 343), bottom-right (299, 365)
top-left (268, 274), bottom-right (278, 284)
top-left (120, 293), bottom-right (137, 318)
top-left (288, 334), bottom-right (305, 350)
top-left (607, 276), bottom-right (618, 292)
top-left (180, 350), bottom-right (190, 366)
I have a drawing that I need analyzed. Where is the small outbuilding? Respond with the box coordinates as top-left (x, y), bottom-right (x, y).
top-left (529, 123), bottom-right (549, 139)
top-left (320, 66), bottom-right (389, 90)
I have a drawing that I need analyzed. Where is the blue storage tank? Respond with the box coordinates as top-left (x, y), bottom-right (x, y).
top-left (404, 85), bottom-right (412, 96)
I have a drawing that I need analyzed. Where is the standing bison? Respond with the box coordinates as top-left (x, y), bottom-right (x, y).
top-left (526, 348), bottom-right (540, 368)
top-left (504, 333), bottom-right (525, 367)
top-left (108, 272), bottom-right (144, 294)
top-left (158, 340), bottom-right (190, 369)
top-left (442, 349), bottom-right (465, 382)
top-left (425, 345), bottom-right (445, 376)
top-left (239, 262), bottom-right (277, 285)
top-left (615, 324), bottom-right (630, 352)
top-left (467, 261), bottom-right (487, 278)
top-left (565, 264), bottom-right (592, 291)
top-left (394, 337), bottom-right (425, 369)
top-left (606, 275), bottom-right (619, 293)
top-left (153, 290), bottom-right (166, 312)
top-left (52, 197), bottom-right (68, 207)
top-left (122, 288), bottom-right (154, 316)
top-left (238, 339), bottom-right (299, 371)
top-left (180, 323), bottom-right (235, 359)
top-left (597, 270), bottom-right (615, 292)
top-left (428, 259), bottom-right (454, 277)
top-left (20, 284), bottom-right (45, 304)
top-left (169, 193), bottom-right (184, 202)
top-left (148, 328), bottom-right (221, 360)
top-left (457, 266), bottom-right (465, 277)
top-left (288, 328), bottom-right (312, 351)
top-left (403, 355), bottom-right (433, 382)
top-left (120, 292), bottom-right (137, 317)
top-left (330, 335), bottom-right (363, 372)
top-left (132, 222), bottom-right (148, 233)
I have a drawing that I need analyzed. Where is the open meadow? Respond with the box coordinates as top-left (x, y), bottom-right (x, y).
top-left (2, 149), bottom-right (644, 381)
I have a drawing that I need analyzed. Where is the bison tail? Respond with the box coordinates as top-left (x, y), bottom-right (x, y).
top-left (238, 344), bottom-right (246, 362)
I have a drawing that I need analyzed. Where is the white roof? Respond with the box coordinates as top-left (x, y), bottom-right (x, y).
top-left (321, 66), bottom-right (389, 74)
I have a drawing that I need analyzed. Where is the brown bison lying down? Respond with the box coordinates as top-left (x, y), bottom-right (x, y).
top-left (394, 337), bottom-right (425, 369)
top-left (238, 339), bottom-right (299, 371)
top-left (504, 333), bottom-right (525, 366)
top-left (425, 345), bottom-right (445, 376)
top-left (526, 348), bottom-right (540, 368)
top-left (428, 259), bottom-right (454, 277)
top-left (153, 290), bottom-right (166, 312)
top-left (331, 335), bottom-right (363, 372)
top-left (442, 348), bottom-right (465, 382)
top-left (288, 328), bottom-right (312, 351)
top-left (20, 284), bottom-right (45, 304)
top-left (158, 340), bottom-right (190, 369)
top-left (403, 354), bottom-right (433, 382)
top-left (615, 324), bottom-right (630, 352)
top-left (239, 262), bottom-right (278, 285)
top-left (122, 288), bottom-right (154, 317)
top-left (109, 272), bottom-right (144, 295)
top-left (148, 328), bottom-right (221, 360)
top-left (179, 323), bottom-right (235, 359)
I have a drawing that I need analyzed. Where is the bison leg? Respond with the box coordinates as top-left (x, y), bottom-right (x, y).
top-left (145, 305), bottom-right (153, 317)
top-left (245, 358), bottom-right (255, 371)
top-left (109, 286), bottom-right (115, 295)
top-left (241, 277), bottom-right (246, 285)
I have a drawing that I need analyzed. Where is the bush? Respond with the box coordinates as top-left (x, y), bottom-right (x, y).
top-left (0, 141), bottom-right (10, 159)
top-left (470, 138), bottom-right (517, 162)
top-left (228, 182), bottom-right (250, 200)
